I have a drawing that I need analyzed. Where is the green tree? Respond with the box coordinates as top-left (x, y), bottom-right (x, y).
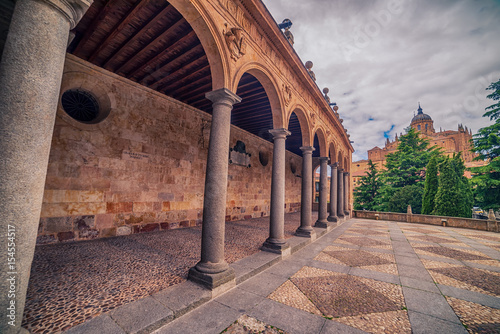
top-left (470, 78), bottom-right (500, 211)
top-left (434, 154), bottom-right (473, 218)
top-left (379, 127), bottom-right (439, 211)
top-left (354, 160), bottom-right (382, 211)
top-left (387, 184), bottom-right (423, 214)
top-left (422, 155), bottom-right (439, 214)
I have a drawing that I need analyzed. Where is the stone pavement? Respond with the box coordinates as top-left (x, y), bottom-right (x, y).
top-left (30, 217), bottom-right (500, 333)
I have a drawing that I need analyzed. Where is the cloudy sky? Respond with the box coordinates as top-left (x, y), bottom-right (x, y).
top-left (263, 0), bottom-right (500, 161)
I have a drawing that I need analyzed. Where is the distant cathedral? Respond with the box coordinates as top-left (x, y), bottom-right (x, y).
top-left (352, 104), bottom-right (482, 187)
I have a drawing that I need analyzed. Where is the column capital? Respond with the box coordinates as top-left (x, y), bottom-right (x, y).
top-left (330, 162), bottom-right (339, 168)
top-left (269, 128), bottom-right (291, 139)
top-left (319, 156), bottom-right (329, 163)
top-left (40, 0), bottom-right (93, 29)
top-left (205, 88), bottom-right (242, 106)
top-left (344, 171), bottom-right (350, 176)
top-left (338, 168), bottom-right (344, 172)
top-left (299, 146), bottom-right (315, 154)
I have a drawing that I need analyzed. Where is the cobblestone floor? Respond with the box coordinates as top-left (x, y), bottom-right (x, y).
top-left (22, 212), bottom-right (311, 334)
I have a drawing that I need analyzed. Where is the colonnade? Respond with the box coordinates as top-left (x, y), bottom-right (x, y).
top-left (0, 1), bottom-right (350, 331)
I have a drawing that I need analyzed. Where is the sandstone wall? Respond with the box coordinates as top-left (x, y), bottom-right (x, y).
top-left (37, 56), bottom-right (302, 244)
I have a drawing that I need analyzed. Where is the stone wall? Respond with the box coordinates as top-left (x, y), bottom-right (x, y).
top-left (37, 56), bottom-right (302, 244)
top-left (353, 210), bottom-right (499, 232)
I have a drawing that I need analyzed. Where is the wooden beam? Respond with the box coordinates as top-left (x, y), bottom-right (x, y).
top-left (164, 75), bottom-right (211, 97)
top-left (102, 4), bottom-right (172, 68)
top-left (148, 54), bottom-right (207, 89)
top-left (116, 17), bottom-right (187, 75)
top-left (159, 64), bottom-right (211, 92)
top-left (136, 42), bottom-right (203, 83)
top-left (73, 0), bottom-right (122, 56)
top-left (88, 0), bottom-right (151, 63)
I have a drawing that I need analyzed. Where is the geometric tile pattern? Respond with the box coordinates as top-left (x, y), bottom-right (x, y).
top-left (337, 236), bottom-right (391, 249)
top-left (446, 298), bottom-right (500, 334)
top-left (415, 246), bottom-right (490, 261)
top-left (431, 266), bottom-right (500, 296)
top-left (268, 266), bottom-right (410, 333)
top-left (315, 246), bottom-right (398, 275)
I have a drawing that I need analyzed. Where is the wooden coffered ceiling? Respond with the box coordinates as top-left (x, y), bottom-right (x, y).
top-left (69, 0), bottom-right (305, 155)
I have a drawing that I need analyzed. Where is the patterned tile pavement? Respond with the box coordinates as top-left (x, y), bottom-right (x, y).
top-left (23, 216), bottom-right (500, 334)
top-left (218, 219), bottom-right (500, 334)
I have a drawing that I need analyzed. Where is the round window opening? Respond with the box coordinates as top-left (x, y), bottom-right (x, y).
top-left (61, 89), bottom-right (100, 123)
top-left (259, 151), bottom-right (269, 166)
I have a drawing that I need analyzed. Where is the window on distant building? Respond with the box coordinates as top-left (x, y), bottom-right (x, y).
top-left (417, 125), bottom-right (421, 130)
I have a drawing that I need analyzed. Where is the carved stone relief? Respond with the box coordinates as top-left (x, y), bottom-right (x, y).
top-left (224, 24), bottom-right (246, 61)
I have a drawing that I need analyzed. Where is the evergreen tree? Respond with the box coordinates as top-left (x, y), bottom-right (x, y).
top-left (387, 184), bottom-right (423, 214)
top-left (379, 127), bottom-right (439, 211)
top-left (433, 154), bottom-right (473, 218)
top-left (470, 78), bottom-right (500, 211)
top-left (422, 155), bottom-right (439, 214)
top-left (353, 160), bottom-right (382, 211)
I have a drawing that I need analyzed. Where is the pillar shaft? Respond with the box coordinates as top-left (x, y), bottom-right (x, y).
top-left (189, 88), bottom-right (240, 288)
top-left (337, 168), bottom-right (345, 218)
top-left (328, 163), bottom-right (338, 222)
top-left (262, 128), bottom-right (291, 253)
top-left (314, 157), bottom-right (330, 228)
top-left (0, 1), bottom-right (91, 332)
top-left (296, 146), bottom-right (316, 237)
top-left (344, 172), bottom-right (350, 216)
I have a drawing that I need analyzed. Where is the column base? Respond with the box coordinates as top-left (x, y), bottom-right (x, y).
top-left (295, 226), bottom-right (317, 239)
top-left (261, 239), bottom-right (291, 256)
top-left (314, 219), bottom-right (330, 229)
top-left (327, 215), bottom-right (338, 222)
top-left (188, 266), bottom-right (235, 291)
top-left (344, 210), bottom-right (349, 216)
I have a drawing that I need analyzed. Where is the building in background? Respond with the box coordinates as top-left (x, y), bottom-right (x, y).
top-left (352, 104), bottom-right (483, 187)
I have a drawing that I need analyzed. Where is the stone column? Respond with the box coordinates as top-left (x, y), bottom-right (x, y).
top-left (189, 88), bottom-right (241, 290)
top-left (295, 146), bottom-right (316, 238)
top-left (314, 157), bottom-right (330, 228)
top-left (327, 162), bottom-right (338, 222)
top-left (337, 168), bottom-right (345, 218)
top-left (262, 128), bottom-right (291, 254)
top-left (344, 171), bottom-right (350, 216)
top-left (0, 1), bottom-right (91, 333)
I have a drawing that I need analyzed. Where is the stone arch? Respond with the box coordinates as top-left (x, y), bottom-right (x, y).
top-left (286, 105), bottom-right (311, 147)
top-left (313, 127), bottom-right (328, 157)
top-left (344, 156), bottom-right (350, 172)
top-left (337, 151), bottom-right (344, 169)
top-left (232, 62), bottom-right (284, 129)
top-left (169, 0), bottom-right (227, 90)
top-left (328, 142), bottom-right (337, 163)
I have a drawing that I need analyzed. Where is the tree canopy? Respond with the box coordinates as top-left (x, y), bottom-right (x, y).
top-left (422, 155), bottom-right (439, 215)
top-left (379, 127), bottom-right (439, 211)
top-left (353, 160), bottom-right (382, 211)
top-left (470, 78), bottom-right (500, 211)
top-left (434, 154), bottom-right (473, 218)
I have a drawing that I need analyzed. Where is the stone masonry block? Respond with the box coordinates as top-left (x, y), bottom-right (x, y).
top-left (45, 216), bottom-right (73, 233)
top-left (106, 202), bottom-right (133, 213)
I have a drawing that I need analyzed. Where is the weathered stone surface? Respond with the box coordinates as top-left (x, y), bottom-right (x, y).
top-left (37, 58), bottom-right (303, 244)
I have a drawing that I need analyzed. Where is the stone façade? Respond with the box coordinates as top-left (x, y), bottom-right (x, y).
top-left (36, 56), bottom-right (302, 244)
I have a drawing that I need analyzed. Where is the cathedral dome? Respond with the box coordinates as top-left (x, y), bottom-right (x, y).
top-left (411, 103), bottom-right (432, 124)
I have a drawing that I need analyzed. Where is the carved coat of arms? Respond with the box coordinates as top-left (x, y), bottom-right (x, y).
top-left (224, 24), bottom-right (246, 61)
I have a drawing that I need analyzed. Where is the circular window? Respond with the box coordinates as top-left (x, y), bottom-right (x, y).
top-left (259, 151), bottom-right (269, 166)
top-left (61, 89), bottom-right (100, 123)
